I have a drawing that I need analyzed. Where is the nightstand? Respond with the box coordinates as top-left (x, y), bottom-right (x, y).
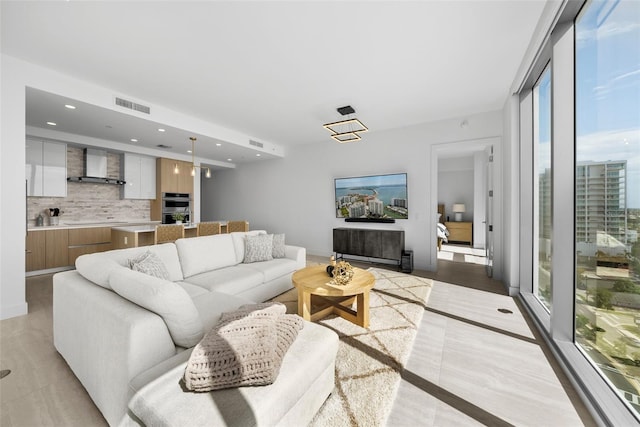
top-left (444, 221), bottom-right (473, 245)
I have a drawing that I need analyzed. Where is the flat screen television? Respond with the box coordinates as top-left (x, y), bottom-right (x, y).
top-left (335, 173), bottom-right (408, 219)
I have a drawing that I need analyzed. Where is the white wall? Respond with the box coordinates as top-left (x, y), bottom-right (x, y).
top-left (437, 153), bottom-right (489, 249)
top-left (501, 94), bottom-right (521, 294)
top-left (1, 55), bottom-right (29, 319)
top-left (202, 111), bottom-right (503, 273)
top-left (438, 156), bottom-right (474, 222)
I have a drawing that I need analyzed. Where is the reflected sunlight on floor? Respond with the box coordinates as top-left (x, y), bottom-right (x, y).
top-left (437, 243), bottom-right (487, 265)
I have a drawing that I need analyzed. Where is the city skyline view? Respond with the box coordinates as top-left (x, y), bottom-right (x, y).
top-left (335, 173), bottom-right (408, 219)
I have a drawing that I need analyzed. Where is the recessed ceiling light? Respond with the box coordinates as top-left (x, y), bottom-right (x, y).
top-left (64, 104), bottom-right (76, 109)
top-left (216, 143), bottom-right (222, 147)
top-left (158, 128), bottom-right (165, 132)
top-left (130, 138), bottom-right (138, 142)
top-left (227, 158), bottom-right (232, 162)
top-left (256, 154), bottom-right (261, 157)
top-left (46, 122), bottom-right (56, 126)
top-left (187, 150), bottom-right (192, 154)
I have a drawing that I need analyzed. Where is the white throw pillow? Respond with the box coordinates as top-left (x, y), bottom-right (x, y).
top-left (244, 234), bottom-right (274, 263)
top-left (109, 268), bottom-right (204, 348)
top-left (129, 251), bottom-right (170, 280)
top-left (272, 233), bottom-right (286, 258)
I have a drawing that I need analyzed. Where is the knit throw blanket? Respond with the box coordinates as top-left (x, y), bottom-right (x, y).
top-left (183, 303), bottom-right (304, 392)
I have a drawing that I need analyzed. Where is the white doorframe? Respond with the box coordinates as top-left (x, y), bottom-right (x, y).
top-left (430, 136), bottom-right (503, 280)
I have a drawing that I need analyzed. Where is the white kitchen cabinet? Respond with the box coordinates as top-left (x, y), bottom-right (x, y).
top-left (26, 139), bottom-right (43, 196)
top-left (122, 153), bottom-right (156, 199)
top-left (26, 138), bottom-right (66, 197)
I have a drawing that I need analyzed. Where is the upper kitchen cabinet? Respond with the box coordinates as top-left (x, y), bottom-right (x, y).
top-left (121, 153), bottom-right (156, 200)
top-left (157, 158), bottom-right (194, 194)
top-left (26, 138), bottom-right (66, 197)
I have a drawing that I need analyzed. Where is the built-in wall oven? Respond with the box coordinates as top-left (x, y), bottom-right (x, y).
top-left (162, 192), bottom-right (191, 224)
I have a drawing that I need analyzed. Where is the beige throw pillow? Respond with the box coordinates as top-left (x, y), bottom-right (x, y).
top-left (272, 233), bottom-right (286, 258)
top-left (243, 233), bottom-right (274, 263)
top-left (183, 303), bottom-right (303, 392)
top-left (129, 251), bottom-right (170, 280)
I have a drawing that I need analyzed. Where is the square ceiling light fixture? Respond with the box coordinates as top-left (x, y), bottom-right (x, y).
top-left (323, 105), bottom-right (368, 143)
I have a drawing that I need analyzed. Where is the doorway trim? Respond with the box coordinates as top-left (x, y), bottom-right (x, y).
top-left (430, 136), bottom-right (502, 279)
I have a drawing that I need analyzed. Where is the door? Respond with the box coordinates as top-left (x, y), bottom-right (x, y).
top-left (485, 146), bottom-right (494, 277)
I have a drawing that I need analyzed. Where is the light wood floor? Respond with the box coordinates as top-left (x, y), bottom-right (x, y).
top-left (0, 256), bottom-right (596, 426)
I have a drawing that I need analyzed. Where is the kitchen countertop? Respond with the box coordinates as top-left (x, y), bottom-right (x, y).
top-left (112, 223), bottom-right (198, 233)
top-left (29, 220), bottom-right (228, 232)
top-left (28, 220), bottom-right (161, 231)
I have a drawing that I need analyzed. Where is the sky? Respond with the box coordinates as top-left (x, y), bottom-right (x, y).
top-left (335, 173), bottom-right (407, 189)
top-left (538, 0), bottom-right (639, 208)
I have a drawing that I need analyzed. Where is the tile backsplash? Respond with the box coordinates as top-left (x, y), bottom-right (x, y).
top-left (27, 146), bottom-right (151, 223)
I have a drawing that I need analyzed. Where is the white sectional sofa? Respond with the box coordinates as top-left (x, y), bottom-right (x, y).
top-left (53, 231), bottom-right (339, 426)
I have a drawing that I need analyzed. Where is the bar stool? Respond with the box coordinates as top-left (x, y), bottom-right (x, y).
top-left (226, 220), bottom-right (249, 233)
top-left (155, 224), bottom-right (185, 244)
top-left (197, 222), bottom-right (221, 236)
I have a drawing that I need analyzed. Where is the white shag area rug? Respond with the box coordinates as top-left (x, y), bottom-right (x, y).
top-left (270, 267), bottom-right (433, 427)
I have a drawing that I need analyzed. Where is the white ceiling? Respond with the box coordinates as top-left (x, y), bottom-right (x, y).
top-left (2, 1), bottom-right (546, 165)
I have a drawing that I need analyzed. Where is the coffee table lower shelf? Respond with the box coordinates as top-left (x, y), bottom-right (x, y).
top-left (299, 292), bottom-right (369, 327)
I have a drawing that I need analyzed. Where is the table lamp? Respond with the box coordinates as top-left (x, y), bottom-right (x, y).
top-left (452, 204), bottom-right (465, 222)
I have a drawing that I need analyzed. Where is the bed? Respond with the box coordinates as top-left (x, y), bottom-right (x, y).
top-left (437, 204), bottom-right (449, 251)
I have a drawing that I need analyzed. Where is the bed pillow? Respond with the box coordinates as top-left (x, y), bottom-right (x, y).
top-left (244, 233), bottom-right (274, 263)
top-left (129, 251), bottom-right (170, 280)
top-left (272, 234), bottom-right (286, 258)
top-left (109, 268), bottom-right (204, 348)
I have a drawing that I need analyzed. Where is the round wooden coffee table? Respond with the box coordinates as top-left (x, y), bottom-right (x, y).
top-left (292, 264), bottom-right (375, 328)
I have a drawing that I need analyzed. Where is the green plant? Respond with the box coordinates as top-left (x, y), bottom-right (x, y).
top-left (594, 288), bottom-right (613, 310)
top-left (171, 212), bottom-right (186, 221)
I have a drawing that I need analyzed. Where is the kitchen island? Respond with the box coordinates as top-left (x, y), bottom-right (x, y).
top-left (111, 222), bottom-right (228, 249)
top-left (26, 220), bottom-right (230, 274)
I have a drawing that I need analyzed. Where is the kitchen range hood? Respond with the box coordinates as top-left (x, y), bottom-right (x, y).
top-left (67, 148), bottom-right (126, 185)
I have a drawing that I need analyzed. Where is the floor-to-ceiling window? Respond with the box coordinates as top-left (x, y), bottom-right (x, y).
top-left (533, 67), bottom-right (552, 310)
top-left (519, 0), bottom-right (640, 424)
top-left (575, 0), bottom-right (640, 416)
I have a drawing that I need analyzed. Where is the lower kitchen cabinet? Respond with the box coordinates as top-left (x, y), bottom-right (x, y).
top-left (45, 229), bottom-right (69, 269)
top-left (26, 229), bottom-right (69, 272)
top-left (26, 226), bottom-right (113, 272)
top-left (68, 227), bottom-right (112, 265)
top-left (26, 231), bottom-right (46, 271)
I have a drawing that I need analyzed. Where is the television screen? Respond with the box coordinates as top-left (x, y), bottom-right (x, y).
top-left (335, 173), bottom-right (408, 219)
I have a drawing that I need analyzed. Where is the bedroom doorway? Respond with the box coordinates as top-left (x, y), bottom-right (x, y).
top-left (432, 138), bottom-right (497, 278)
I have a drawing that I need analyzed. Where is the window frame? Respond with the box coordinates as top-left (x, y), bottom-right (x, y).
top-left (517, 0), bottom-right (640, 424)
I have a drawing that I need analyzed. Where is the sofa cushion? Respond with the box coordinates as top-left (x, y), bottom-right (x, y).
top-left (244, 233), bottom-right (274, 263)
top-left (272, 234), bottom-right (286, 258)
top-left (176, 281), bottom-right (209, 299)
top-left (109, 268), bottom-right (203, 348)
top-left (76, 243), bottom-right (183, 289)
top-left (127, 321), bottom-right (339, 427)
top-left (242, 258), bottom-right (300, 283)
top-left (230, 230), bottom-right (267, 264)
top-left (129, 251), bottom-right (170, 280)
top-left (184, 265), bottom-right (264, 296)
top-left (175, 234), bottom-right (237, 278)
top-left (191, 291), bottom-right (253, 332)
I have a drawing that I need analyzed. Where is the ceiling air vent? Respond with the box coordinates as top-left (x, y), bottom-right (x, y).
top-left (249, 139), bottom-right (264, 148)
top-left (115, 97), bottom-right (151, 114)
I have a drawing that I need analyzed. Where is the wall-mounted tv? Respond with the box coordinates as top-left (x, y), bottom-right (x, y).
top-left (335, 173), bottom-right (408, 220)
